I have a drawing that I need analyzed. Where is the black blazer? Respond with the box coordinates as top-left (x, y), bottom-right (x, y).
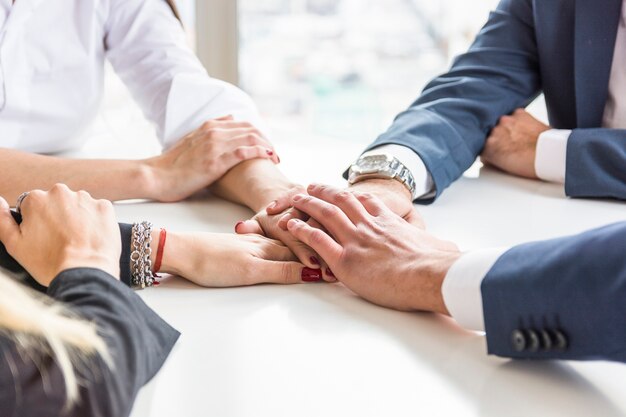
top-left (0, 213), bottom-right (179, 416)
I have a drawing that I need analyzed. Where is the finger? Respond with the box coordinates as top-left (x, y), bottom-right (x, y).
top-left (225, 132), bottom-right (279, 164)
top-left (353, 192), bottom-right (389, 216)
top-left (280, 232), bottom-right (324, 269)
top-left (261, 240), bottom-right (298, 262)
top-left (266, 191), bottom-right (301, 216)
top-left (0, 197), bottom-right (21, 250)
top-left (307, 218), bottom-right (336, 283)
top-left (277, 208), bottom-right (309, 231)
top-left (214, 114), bottom-right (234, 121)
top-left (306, 184), bottom-right (369, 224)
top-left (254, 260), bottom-right (322, 285)
top-left (220, 145), bottom-right (275, 168)
top-left (287, 219), bottom-right (342, 266)
top-left (290, 194), bottom-right (355, 240)
top-left (235, 219), bottom-right (265, 235)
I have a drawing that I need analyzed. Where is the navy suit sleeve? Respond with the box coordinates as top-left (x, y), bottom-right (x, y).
top-left (566, 128), bottom-right (626, 200)
top-left (481, 222), bottom-right (626, 362)
top-left (361, 0), bottom-right (541, 203)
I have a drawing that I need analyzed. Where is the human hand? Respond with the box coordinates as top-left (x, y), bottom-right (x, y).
top-left (481, 108), bottom-right (550, 179)
top-left (145, 115), bottom-right (279, 202)
top-left (262, 178), bottom-right (424, 280)
top-left (156, 232), bottom-right (321, 286)
top-left (285, 184), bottom-right (461, 313)
top-left (0, 184), bottom-right (121, 287)
top-left (234, 185), bottom-right (330, 279)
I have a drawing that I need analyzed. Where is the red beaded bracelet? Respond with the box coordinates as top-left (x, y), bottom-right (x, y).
top-left (152, 228), bottom-right (167, 277)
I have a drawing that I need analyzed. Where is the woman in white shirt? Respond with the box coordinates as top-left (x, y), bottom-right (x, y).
top-left (0, 0), bottom-right (328, 274)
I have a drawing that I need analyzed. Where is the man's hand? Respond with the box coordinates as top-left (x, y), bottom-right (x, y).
top-left (481, 108), bottom-right (550, 179)
top-left (285, 184), bottom-right (460, 313)
top-left (145, 115), bottom-right (279, 202)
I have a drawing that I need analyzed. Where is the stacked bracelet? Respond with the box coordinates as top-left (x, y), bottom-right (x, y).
top-left (130, 221), bottom-right (155, 289)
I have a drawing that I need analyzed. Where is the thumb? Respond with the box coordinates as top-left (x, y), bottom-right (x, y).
top-left (0, 197), bottom-right (20, 250)
top-left (235, 219), bottom-right (265, 235)
top-left (256, 260), bottom-right (320, 285)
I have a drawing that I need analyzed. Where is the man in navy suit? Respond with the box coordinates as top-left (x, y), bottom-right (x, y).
top-left (338, 0), bottom-right (626, 205)
top-left (285, 184), bottom-right (626, 362)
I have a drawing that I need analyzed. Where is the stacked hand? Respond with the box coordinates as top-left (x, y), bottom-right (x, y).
top-left (237, 178), bottom-right (425, 282)
top-left (282, 184), bottom-right (460, 313)
top-left (481, 108), bottom-right (550, 178)
top-left (145, 115), bottom-right (279, 202)
top-left (0, 184), bottom-right (121, 287)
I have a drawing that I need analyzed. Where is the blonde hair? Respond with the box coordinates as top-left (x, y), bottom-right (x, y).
top-left (0, 270), bottom-right (111, 408)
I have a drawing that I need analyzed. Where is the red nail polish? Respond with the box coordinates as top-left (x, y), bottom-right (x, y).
top-left (235, 221), bottom-right (244, 231)
top-left (267, 150), bottom-right (274, 156)
top-left (301, 268), bottom-right (322, 282)
top-left (310, 256), bottom-right (320, 265)
top-left (325, 268), bottom-right (335, 278)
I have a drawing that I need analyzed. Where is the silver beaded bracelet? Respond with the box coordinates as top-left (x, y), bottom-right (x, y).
top-left (130, 221), bottom-right (155, 289)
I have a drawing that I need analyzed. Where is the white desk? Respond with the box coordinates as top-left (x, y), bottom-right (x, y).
top-left (99, 129), bottom-right (626, 417)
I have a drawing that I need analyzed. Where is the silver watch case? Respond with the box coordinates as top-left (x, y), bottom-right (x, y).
top-left (348, 154), bottom-right (417, 199)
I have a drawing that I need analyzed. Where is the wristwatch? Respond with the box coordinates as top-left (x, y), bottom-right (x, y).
top-left (348, 154), bottom-right (417, 199)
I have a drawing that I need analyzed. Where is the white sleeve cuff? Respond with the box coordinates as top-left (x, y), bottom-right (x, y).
top-left (442, 248), bottom-right (509, 332)
top-left (535, 129), bottom-right (571, 184)
top-left (362, 144), bottom-right (435, 199)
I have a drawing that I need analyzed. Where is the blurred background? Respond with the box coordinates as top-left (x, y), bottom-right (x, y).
top-left (102, 0), bottom-right (548, 157)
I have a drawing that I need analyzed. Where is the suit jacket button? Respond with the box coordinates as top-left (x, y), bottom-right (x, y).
top-left (527, 329), bottom-right (540, 352)
top-left (554, 330), bottom-right (568, 351)
top-left (540, 329), bottom-right (553, 351)
top-left (511, 329), bottom-right (527, 352)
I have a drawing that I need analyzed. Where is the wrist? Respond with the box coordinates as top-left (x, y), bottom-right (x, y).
top-left (150, 228), bottom-right (185, 277)
top-left (410, 250), bottom-right (461, 315)
top-left (349, 178), bottom-right (412, 216)
top-left (56, 250), bottom-right (120, 283)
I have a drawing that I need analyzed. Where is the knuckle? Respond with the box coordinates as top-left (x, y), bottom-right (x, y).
top-left (201, 120), bottom-right (214, 130)
top-left (320, 204), bottom-right (339, 218)
top-left (234, 147), bottom-right (248, 159)
top-left (334, 191), bottom-right (352, 203)
top-left (309, 229), bottom-right (326, 245)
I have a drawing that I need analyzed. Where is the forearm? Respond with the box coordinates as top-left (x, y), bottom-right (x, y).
top-left (211, 159), bottom-right (302, 212)
top-left (0, 149), bottom-right (155, 202)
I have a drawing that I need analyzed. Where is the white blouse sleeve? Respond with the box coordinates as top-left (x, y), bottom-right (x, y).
top-left (103, 0), bottom-right (264, 149)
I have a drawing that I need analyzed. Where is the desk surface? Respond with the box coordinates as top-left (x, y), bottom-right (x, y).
top-left (100, 131), bottom-right (626, 417)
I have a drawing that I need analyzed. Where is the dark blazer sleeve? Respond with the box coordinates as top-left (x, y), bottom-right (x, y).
top-left (0, 211), bottom-right (134, 289)
top-left (481, 222), bottom-right (626, 362)
top-left (0, 268), bottom-right (180, 417)
top-left (565, 128), bottom-right (626, 200)
top-left (356, 0), bottom-right (540, 203)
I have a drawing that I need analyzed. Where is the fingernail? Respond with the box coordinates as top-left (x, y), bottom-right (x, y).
top-left (325, 268), bottom-right (335, 278)
top-left (267, 150), bottom-right (274, 156)
top-left (292, 194), bottom-right (304, 202)
top-left (267, 200), bottom-right (277, 210)
top-left (235, 221), bottom-right (244, 231)
top-left (310, 256), bottom-right (320, 265)
top-left (301, 268), bottom-right (322, 282)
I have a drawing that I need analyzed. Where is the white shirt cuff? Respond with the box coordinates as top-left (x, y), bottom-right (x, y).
top-left (535, 129), bottom-right (571, 184)
top-left (362, 144), bottom-right (435, 199)
top-left (441, 248), bottom-right (509, 332)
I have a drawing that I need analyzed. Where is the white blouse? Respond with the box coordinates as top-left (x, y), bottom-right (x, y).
top-left (0, 0), bottom-right (262, 153)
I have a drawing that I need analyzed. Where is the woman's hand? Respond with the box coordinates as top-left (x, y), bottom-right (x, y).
top-left (285, 184), bottom-right (461, 313)
top-left (156, 232), bottom-right (321, 287)
top-left (0, 184), bottom-right (121, 287)
top-left (145, 116), bottom-right (279, 202)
